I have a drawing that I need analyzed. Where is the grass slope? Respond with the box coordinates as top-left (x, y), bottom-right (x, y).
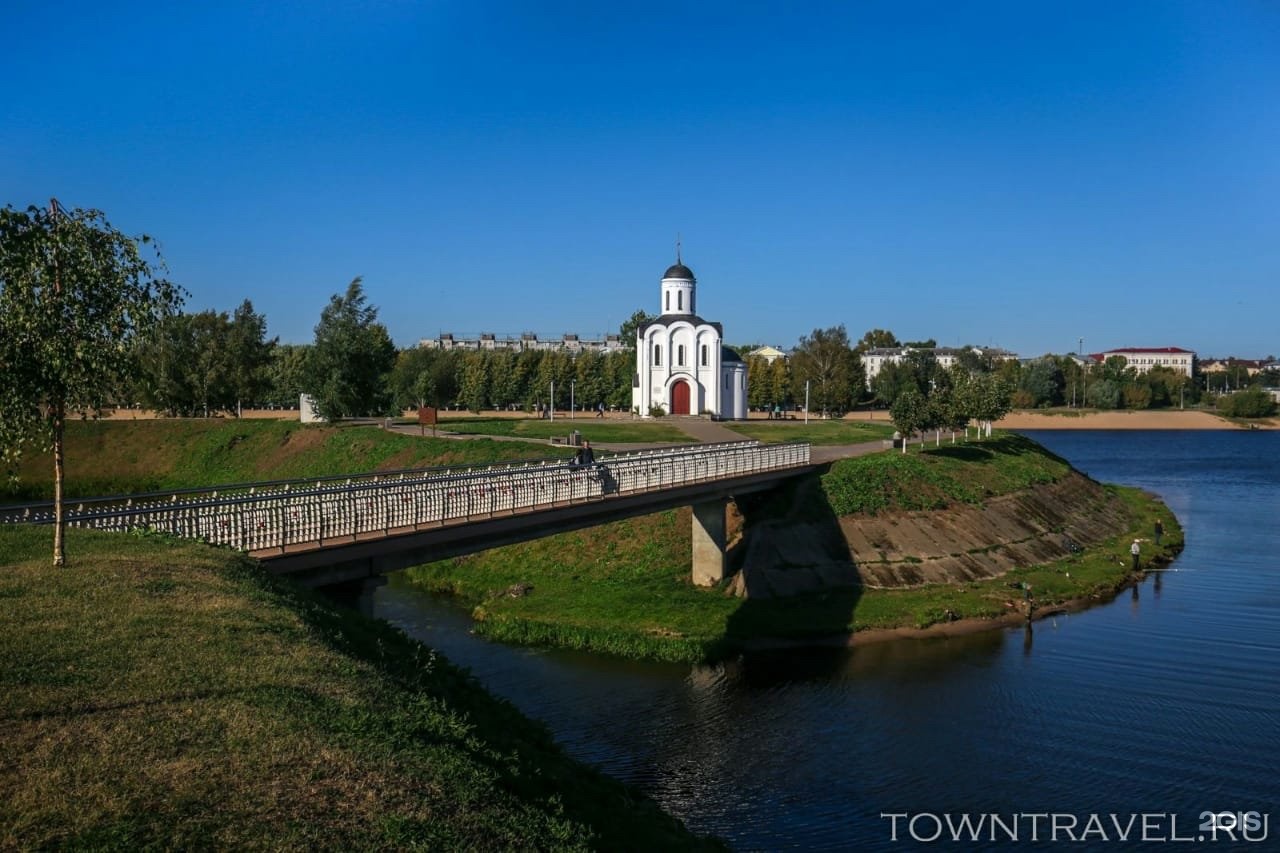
top-left (0, 526), bottom-right (718, 850)
top-left (4, 420), bottom-right (569, 503)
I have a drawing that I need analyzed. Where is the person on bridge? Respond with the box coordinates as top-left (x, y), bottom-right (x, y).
top-left (575, 440), bottom-right (596, 467)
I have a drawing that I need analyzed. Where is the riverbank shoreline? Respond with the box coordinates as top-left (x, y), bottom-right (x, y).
top-left (740, 553), bottom-right (1180, 652)
top-left (840, 408), bottom-right (1277, 430)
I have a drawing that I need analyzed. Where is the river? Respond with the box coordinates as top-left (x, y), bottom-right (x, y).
top-left (372, 430), bottom-right (1279, 850)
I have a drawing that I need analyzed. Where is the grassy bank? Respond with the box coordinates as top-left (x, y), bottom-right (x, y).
top-left (0, 526), bottom-right (717, 850)
top-left (404, 435), bottom-right (1182, 661)
top-left (3, 419), bottom-right (569, 503)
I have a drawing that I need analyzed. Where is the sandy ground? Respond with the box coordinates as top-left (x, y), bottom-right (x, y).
top-left (841, 408), bottom-right (1277, 430)
top-left (993, 409), bottom-right (1277, 429)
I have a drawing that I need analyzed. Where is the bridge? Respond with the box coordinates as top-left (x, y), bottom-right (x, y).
top-left (2, 441), bottom-right (814, 588)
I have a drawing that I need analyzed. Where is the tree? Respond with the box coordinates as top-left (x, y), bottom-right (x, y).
top-left (263, 343), bottom-right (311, 408)
top-left (856, 328), bottom-right (899, 352)
top-left (1018, 357), bottom-right (1064, 408)
top-left (304, 278), bottom-right (396, 420)
top-left (0, 201), bottom-right (183, 565)
top-left (226, 299), bottom-right (275, 416)
top-left (1217, 388), bottom-right (1276, 418)
top-left (619, 309), bottom-right (655, 347)
top-left (889, 387), bottom-right (928, 453)
top-left (791, 325), bottom-right (858, 417)
top-left (871, 360), bottom-right (922, 408)
top-left (458, 352), bottom-right (489, 413)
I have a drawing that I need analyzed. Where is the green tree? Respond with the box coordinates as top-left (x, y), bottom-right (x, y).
top-left (0, 201), bottom-right (183, 565)
top-left (619, 309), bottom-right (655, 347)
top-left (1018, 357), bottom-right (1064, 408)
top-left (871, 360), bottom-right (922, 408)
top-left (226, 299), bottom-right (276, 416)
top-left (856, 328), bottom-right (899, 352)
top-left (746, 356), bottom-right (772, 410)
top-left (135, 311), bottom-right (200, 416)
top-left (304, 278), bottom-right (396, 420)
top-left (791, 325), bottom-right (858, 416)
top-left (458, 352), bottom-right (490, 412)
top-left (889, 387), bottom-right (928, 453)
top-left (264, 343), bottom-right (311, 408)
top-left (1086, 378), bottom-right (1122, 409)
top-left (1217, 388), bottom-right (1276, 418)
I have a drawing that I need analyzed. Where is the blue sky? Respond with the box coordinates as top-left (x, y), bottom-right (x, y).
top-left (5, 1), bottom-right (1278, 358)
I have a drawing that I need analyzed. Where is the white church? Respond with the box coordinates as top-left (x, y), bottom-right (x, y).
top-left (633, 255), bottom-right (748, 419)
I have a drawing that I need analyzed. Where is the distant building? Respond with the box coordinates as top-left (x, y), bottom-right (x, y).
top-left (1198, 357), bottom-right (1275, 377)
top-left (633, 255), bottom-right (747, 419)
top-left (746, 345), bottom-right (788, 365)
top-left (1091, 347), bottom-right (1195, 377)
top-left (861, 345), bottom-right (1017, 389)
top-left (418, 331), bottom-right (624, 354)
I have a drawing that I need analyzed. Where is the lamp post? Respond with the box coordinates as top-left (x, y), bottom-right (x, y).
top-left (805, 380), bottom-right (810, 425)
top-left (570, 380), bottom-right (575, 419)
top-left (550, 381), bottom-right (555, 422)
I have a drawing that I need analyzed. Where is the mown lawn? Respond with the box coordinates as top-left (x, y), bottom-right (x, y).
top-left (436, 416), bottom-right (691, 443)
top-left (723, 419), bottom-right (896, 445)
top-left (0, 525), bottom-right (719, 850)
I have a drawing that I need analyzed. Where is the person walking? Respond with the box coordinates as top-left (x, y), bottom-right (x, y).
top-left (1130, 539), bottom-right (1141, 571)
top-left (1154, 519), bottom-right (1163, 545)
top-left (596, 402), bottom-right (605, 418)
top-left (575, 439), bottom-right (595, 467)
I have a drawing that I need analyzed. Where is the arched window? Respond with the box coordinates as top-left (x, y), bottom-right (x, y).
top-left (665, 292), bottom-right (670, 311)
top-left (653, 344), bottom-right (662, 367)
top-left (700, 345), bottom-right (708, 366)
top-left (677, 291), bottom-right (683, 310)
top-left (677, 345), bottom-right (686, 366)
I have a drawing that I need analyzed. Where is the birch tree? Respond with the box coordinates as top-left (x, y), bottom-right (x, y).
top-left (0, 200), bottom-right (183, 565)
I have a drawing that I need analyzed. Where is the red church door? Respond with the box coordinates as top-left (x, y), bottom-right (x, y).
top-left (671, 380), bottom-right (691, 415)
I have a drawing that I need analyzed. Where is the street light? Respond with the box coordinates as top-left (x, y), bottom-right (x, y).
top-left (550, 380), bottom-right (555, 422)
top-left (570, 380), bottom-right (575, 419)
top-left (805, 380), bottom-right (810, 425)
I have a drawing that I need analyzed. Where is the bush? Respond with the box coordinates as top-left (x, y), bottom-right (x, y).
top-left (1216, 388), bottom-right (1276, 418)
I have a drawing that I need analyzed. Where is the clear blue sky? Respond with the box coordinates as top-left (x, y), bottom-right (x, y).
top-left (5, 1), bottom-right (1278, 358)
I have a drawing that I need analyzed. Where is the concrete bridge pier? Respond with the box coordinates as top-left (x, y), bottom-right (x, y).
top-left (691, 498), bottom-right (728, 587)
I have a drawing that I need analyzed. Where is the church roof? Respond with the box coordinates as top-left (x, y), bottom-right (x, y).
top-left (638, 315), bottom-right (722, 336)
top-left (722, 346), bottom-right (744, 363)
top-left (662, 262), bottom-right (695, 280)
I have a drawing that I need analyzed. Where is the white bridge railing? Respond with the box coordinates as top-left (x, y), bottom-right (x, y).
top-left (1, 441), bottom-right (810, 554)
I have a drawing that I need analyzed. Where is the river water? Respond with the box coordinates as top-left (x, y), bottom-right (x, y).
top-left (372, 430), bottom-right (1279, 850)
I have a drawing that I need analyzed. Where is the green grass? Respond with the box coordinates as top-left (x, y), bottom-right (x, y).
top-left (4, 419), bottom-right (571, 503)
top-left (0, 526), bottom-right (719, 850)
top-left (436, 416), bottom-right (691, 443)
top-left (820, 433), bottom-right (1072, 515)
top-left (723, 419), bottom-right (897, 445)
top-left (403, 483), bottom-right (1181, 663)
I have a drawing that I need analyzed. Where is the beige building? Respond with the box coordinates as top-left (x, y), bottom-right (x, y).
top-left (861, 345), bottom-right (1017, 389)
top-left (1092, 347), bottom-right (1195, 377)
top-left (746, 345), bottom-right (787, 364)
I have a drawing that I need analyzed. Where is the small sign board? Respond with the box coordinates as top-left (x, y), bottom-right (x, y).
top-left (418, 406), bottom-right (438, 425)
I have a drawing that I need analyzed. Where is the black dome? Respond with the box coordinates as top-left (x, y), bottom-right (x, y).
top-left (663, 262), bottom-right (695, 280)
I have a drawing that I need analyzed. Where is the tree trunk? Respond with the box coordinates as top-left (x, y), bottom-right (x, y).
top-left (53, 396), bottom-right (66, 567)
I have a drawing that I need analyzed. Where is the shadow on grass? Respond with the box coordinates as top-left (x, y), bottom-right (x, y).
top-left (715, 472), bottom-right (865, 671)
top-left (240, 562), bottom-right (720, 850)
